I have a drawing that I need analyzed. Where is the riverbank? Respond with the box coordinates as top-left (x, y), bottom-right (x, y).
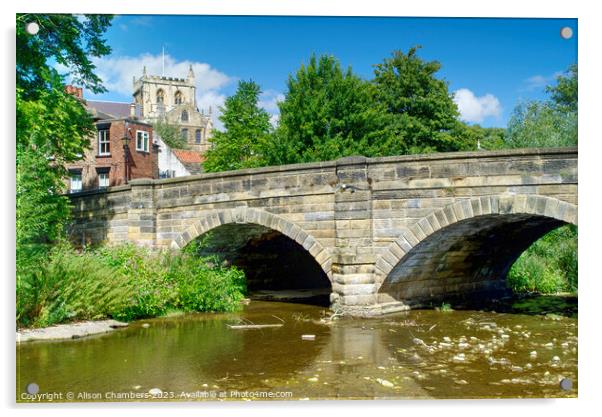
top-left (16, 319), bottom-right (128, 343)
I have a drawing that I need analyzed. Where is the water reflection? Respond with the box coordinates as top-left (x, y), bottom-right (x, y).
top-left (17, 298), bottom-right (577, 401)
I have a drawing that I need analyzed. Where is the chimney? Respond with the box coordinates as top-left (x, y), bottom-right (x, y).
top-left (130, 103), bottom-right (136, 119)
top-left (65, 85), bottom-right (83, 100)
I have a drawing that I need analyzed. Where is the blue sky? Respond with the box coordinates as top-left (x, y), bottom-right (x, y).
top-left (83, 15), bottom-right (577, 128)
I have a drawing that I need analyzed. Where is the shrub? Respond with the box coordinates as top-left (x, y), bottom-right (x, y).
top-left (95, 244), bottom-right (175, 321)
top-left (16, 242), bottom-right (248, 328)
top-left (169, 253), bottom-right (246, 312)
top-left (507, 225), bottom-right (577, 294)
top-left (17, 242), bottom-right (132, 327)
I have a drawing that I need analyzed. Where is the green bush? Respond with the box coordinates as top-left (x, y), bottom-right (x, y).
top-left (169, 253), bottom-right (246, 312)
top-left (17, 242), bottom-right (132, 327)
top-left (16, 243), bottom-right (248, 328)
top-left (507, 225), bottom-right (577, 294)
top-left (95, 244), bottom-right (175, 321)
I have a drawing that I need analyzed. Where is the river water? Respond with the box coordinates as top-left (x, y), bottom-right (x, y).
top-left (17, 297), bottom-right (577, 402)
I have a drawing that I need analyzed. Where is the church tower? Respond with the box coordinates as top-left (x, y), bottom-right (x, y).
top-left (132, 65), bottom-right (213, 153)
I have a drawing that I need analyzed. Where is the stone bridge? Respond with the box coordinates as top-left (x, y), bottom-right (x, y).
top-left (68, 147), bottom-right (578, 316)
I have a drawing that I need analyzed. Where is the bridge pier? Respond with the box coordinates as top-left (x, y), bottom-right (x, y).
top-left (331, 156), bottom-right (379, 313)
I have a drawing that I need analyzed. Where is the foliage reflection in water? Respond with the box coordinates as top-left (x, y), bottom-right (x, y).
top-left (17, 297), bottom-right (577, 401)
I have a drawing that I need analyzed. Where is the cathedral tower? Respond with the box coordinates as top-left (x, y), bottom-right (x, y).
top-left (132, 65), bottom-right (213, 152)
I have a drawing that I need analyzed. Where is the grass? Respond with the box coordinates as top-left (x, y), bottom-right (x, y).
top-left (507, 225), bottom-right (577, 294)
top-left (16, 242), bottom-right (246, 328)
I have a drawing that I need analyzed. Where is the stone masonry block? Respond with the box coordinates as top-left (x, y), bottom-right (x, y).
top-left (544, 198), bottom-right (560, 219)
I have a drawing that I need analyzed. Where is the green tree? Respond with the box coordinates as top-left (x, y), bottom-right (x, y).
top-left (547, 64), bottom-right (577, 113)
top-left (505, 64), bottom-right (578, 294)
top-left (154, 119), bottom-right (188, 149)
top-left (372, 46), bottom-right (463, 154)
top-left (16, 14), bottom-right (113, 266)
top-left (275, 54), bottom-right (389, 163)
top-left (17, 14), bottom-right (112, 98)
top-left (452, 124), bottom-right (506, 151)
top-left (203, 80), bottom-right (272, 172)
top-left (505, 101), bottom-right (577, 148)
top-left (505, 64), bottom-right (577, 149)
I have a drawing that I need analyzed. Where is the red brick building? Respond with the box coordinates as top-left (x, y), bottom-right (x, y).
top-left (64, 88), bottom-right (159, 193)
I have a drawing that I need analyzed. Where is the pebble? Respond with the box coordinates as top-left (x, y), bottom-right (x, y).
top-left (142, 323), bottom-right (150, 328)
top-left (443, 336), bottom-right (452, 342)
top-left (376, 378), bottom-right (394, 388)
top-left (552, 356), bottom-right (561, 363)
top-left (308, 377), bottom-right (319, 382)
top-left (530, 351), bottom-right (538, 358)
top-left (453, 353), bottom-right (466, 362)
top-left (454, 379), bottom-right (468, 385)
top-left (148, 388), bottom-right (162, 396)
top-left (413, 338), bottom-right (426, 346)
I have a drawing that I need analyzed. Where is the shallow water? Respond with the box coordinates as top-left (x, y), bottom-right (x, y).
top-left (17, 298), bottom-right (577, 402)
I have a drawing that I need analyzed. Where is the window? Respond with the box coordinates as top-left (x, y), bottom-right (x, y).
top-left (98, 129), bottom-right (110, 155)
top-left (175, 91), bottom-right (183, 104)
top-left (70, 171), bottom-right (82, 193)
top-left (195, 129), bottom-right (202, 144)
top-left (181, 128), bottom-right (188, 140)
top-left (181, 110), bottom-right (189, 122)
top-left (98, 172), bottom-right (110, 189)
top-left (156, 89), bottom-right (164, 104)
top-left (136, 130), bottom-right (149, 152)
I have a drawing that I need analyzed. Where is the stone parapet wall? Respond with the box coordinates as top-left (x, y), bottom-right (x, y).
top-left (68, 147), bottom-right (578, 315)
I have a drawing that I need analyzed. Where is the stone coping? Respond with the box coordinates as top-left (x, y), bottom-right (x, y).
top-left (67, 147), bottom-right (578, 197)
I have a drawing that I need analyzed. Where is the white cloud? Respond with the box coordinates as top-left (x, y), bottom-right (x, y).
top-left (269, 114), bottom-right (280, 127)
top-left (523, 71), bottom-right (563, 91)
top-left (453, 88), bottom-right (502, 124)
top-left (90, 53), bottom-right (231, 96)
top-left (63, 53), bottom-right (234, 127)
top-left (259, 89), bottom-right (284, 113)
top-left (258, 89), bottom-right (284, 127)
top-left (197, 91), bottom-right (227, 130)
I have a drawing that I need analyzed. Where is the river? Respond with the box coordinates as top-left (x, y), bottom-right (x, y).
top-left (17, 296), bottom-right (577, 402)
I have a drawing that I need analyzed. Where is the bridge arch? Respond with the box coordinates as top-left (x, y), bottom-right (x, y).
top-left (169, 206), bottom-right (333, 281)
top-left (375, 194), bottom-right (577, 304)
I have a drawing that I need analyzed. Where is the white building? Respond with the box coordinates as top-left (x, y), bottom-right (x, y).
top-left (155, 134), bottom-right (204, 178)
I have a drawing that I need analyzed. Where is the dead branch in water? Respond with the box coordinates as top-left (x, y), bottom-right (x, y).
top-left (227, 324), bottom-right (283, 329)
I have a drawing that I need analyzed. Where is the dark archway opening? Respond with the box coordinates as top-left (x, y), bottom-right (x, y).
top-left (190, 223), bottom-right (331, 306)
top-left (378, 213), bottom-right (572, 309)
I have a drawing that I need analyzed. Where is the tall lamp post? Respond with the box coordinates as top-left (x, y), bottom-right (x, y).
top-left (122, 127), bottom-right (131, 184)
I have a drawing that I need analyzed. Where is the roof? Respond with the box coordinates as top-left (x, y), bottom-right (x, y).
top-left (172, 149), bottom-right (205, 164)
top-left (86, 100), bottom-right (131, 118)
top-left (172, 149), bottom-right (205, 175)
